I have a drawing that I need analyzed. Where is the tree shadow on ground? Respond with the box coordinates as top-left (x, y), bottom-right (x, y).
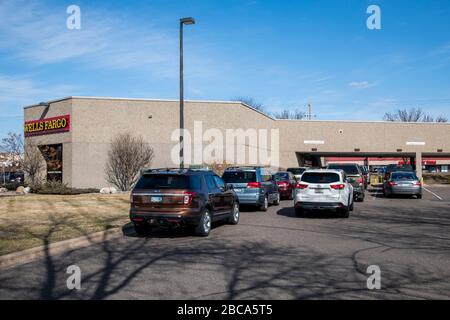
top-left (1, 199), bottom-right (450, 300)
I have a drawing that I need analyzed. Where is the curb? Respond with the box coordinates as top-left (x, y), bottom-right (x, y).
top-left (0, 228), bottom-right (124, 271)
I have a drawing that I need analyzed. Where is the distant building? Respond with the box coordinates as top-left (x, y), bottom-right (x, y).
top-left (24, 96), bottom-right (450, 188)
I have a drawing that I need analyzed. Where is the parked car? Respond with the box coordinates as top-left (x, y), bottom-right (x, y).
top-left (222, 166), bottom-right (280, 211)
top-left (326, 163), bottom-right (365, 202)
top-left (286, 167), bottom-right (308, 180)
top-left (359, 165), bottom-right (369, 189)
top-left (130, 168), bottom-right (240, 236)
top-left (9, 171), bottom-right (24, 183)
top-left (383, 171), bottom-right (422, 199)
top-left (384, 164), bottom-right (414, 182)
top-left (294, 169), bottom-right (354, 218)
top-left (273, 171), bottom-right (297, 200)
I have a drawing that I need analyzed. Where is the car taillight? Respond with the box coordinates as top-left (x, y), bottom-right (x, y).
top-left (131, 194), bottom-right (139, 203)
top-left (330, 184), bottom-right (345, 190)
top-left (357, 177), bottom-right (364, 184)
top-left (183, 191), bottom-right (196, 205)
top-left (296, 183), bottom-right (308, 189)
top-left (247, 182), bottom-right (261, 188)
top-left (414, 182), bottom-right (422, 186)
top-left (388, 182), bottom-right (397, 187)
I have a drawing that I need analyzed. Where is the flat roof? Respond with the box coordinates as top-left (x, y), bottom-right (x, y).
top-left (24, 96), bottom-right (450, 125)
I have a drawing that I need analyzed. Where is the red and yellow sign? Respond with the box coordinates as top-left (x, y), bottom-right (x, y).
top-left (24, 115), bottom-right (71, 137)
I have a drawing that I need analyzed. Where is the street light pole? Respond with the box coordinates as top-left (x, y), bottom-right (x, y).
top-left (179, 17), bottom-right (195, 169)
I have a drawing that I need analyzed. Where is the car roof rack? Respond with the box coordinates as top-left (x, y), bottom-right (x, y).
top-left (142, 167), bottom-right (213, 174)
top-left (225, 166), bottom-right (264, 170)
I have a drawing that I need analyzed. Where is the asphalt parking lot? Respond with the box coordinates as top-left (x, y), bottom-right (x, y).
top-left (1, 185), bottom-right (450, 300)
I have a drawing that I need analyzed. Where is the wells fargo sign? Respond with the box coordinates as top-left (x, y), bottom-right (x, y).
top-left (24, 115), bottom-right (71, 137)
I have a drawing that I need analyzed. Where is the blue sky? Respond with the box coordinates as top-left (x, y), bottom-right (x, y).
top-left (1, 0), bottom-right (449, 137)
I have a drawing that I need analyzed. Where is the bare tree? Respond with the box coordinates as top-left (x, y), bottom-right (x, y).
top-left (383, 107), bottom-right (448, 123)
top-left (0, 132), bottom-right (24, 168)
top-left (22, 141), bottom-right (45, 186)
top-left (105, 133), bottom-right (154, 191)
top-left (274, 109), bottom-right (306, 120)
top-left (435, 115), bottom-right (448, 123)
top-left (233, 96), bottom-right (266, 112)
top-left (208, 161), bottom-right (234, 176)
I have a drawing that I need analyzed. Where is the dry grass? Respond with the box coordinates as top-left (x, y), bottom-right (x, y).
top-left (0, 193), bottom-right (130, 256)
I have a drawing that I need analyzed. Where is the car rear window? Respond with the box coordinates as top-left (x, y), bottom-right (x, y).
top-left (391, 172), bottom-right (418, 181)
top-left (274, 173), bottom-right (289, 180)
top-left (135, 174), bottom-right (201, 190)
top-left (387, 164), bottom-right (413, 173)
top-left (327, 164), bottom-right (359, 175)
top-left (222, 171), bottom-right (257, 183)
top-left (287, 168), bottom-right (306, 175)
top-left (301, 172), bottom-right (340, 184)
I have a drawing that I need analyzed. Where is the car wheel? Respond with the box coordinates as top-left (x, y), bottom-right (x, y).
top-left (417, 194), bottom-right (422, 199)
top-left (260, 195), bottom-right (268, 212)
top-left (340, 205), bottom-right (350, 218)
top-left (228, 202), bottom-right (240, 225)
top-left (195, 209), bottom-right (212, 237)
top-left (349, 198), bottom-right (354, 211)
top-left (273, 193), bottom-right (280, 206)
top-left (134, 223), bottom-right (150, 236)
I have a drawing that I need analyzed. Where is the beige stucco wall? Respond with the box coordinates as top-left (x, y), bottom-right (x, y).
top-left (24, 97), bottom-right (450, 188)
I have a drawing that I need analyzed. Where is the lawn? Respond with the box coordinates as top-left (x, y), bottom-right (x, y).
top-left (0, 193), bottom-right (130, 256)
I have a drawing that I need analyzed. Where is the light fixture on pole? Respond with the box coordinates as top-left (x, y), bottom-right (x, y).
top-left (179, 17), bottom-right (195, 169)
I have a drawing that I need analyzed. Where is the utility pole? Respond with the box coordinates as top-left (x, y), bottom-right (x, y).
top-left (307, 103), bottom-right (316, 120)
top-left (179, 17), bottom-right (195, 169)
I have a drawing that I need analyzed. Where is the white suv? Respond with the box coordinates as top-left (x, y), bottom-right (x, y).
top-left (294, 169), bottom-right (354, 218)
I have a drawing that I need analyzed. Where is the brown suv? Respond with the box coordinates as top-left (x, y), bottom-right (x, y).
top-left (130, 168), bottom-right (240, 236)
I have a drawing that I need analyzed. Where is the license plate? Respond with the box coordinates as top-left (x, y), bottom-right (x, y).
top-left (234, 188), bottom-right (244, 193)
top-left (150, 196), bottom-right (163, 203)
top-left (315, 189), bottom-right (324, 194)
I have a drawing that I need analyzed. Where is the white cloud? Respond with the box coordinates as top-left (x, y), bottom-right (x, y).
top-left (348, 81), bottom-right (377, 89)
top-left (0, 0), bottom-right (179, 77)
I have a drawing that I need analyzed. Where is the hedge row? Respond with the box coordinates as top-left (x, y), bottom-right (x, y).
top-left (423, 173), bottom-right (450, 184)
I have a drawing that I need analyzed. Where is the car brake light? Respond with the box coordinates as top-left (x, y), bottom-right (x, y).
top-left (330, 184), bottom-right (345, 190)
top-left (183, 191), bottom-right (196, 205)
top-left (414, 182), bottom-right (422, 186)
top-left (247, 182), bottom-right (261, 188)
top-left (357, 177), bottom-right (364, 184)
top-left (388, 182), bottom-right (397, 187)
top-left (296, 183), bottom-right (308, 189)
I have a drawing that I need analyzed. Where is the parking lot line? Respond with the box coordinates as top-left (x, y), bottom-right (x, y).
top-left (423, 186), bottom-right (444, 201)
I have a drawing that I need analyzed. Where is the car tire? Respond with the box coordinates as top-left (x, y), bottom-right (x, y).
top-left (417, 194), bottom-right (422, 199)
top-left (259, 195), bottom-right (269, 212)
top-left (358, 194), bottom-right (365, 202)
top-left (273, 193), bottom-right (280, 206)
top-left (134, 223), bottom-right (150, 236)
top-left (349, 198), bottom-right (354, 212)
top-left (228, 202), bottom-right (240, 225)
top-left (340, 206), bottom-right (350, 218)
top-left (195, 209), bottom-right (212, 237)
